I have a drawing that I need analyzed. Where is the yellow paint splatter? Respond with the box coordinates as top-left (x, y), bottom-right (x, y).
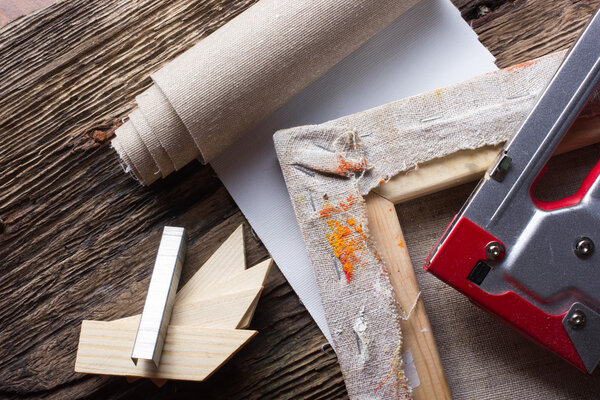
top-left (326, 220), bottom-right (366, 282)
top-left (319, 195), bottom-right (368, 282)
top-left (434, 88), bottom-right (443, 98)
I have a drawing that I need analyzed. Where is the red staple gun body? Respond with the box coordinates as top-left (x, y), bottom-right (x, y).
top-left (426, 8), bottom-right (600, 373)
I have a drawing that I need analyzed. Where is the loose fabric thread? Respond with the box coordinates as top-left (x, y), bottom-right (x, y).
top-left (273, 50), bottom-right (600, 399)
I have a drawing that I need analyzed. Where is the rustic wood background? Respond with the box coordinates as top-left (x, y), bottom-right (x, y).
top-left (1, 0), bottom-right (599, 398)
top-left (0, 0), bottom-right (53, 26)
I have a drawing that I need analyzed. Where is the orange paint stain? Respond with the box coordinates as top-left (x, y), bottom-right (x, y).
top-left (335, 155), bottom-right (367, 175)
top-left (374, 374), bottom-right (391, 391)
top-left (319, 195), bottom-right (359, 219)
top-left (326, 220), bottom-right (365, 282)
top-left (397, 240), bottom-right (405, 248)
top-left (505, 58), bottom-right (539, 73)
top-left (319, 205), bottom-right (336, 219)
top-left (354, 222), bottom-right (363, 234)
top-left (319, 194), bottom-right (368, 283)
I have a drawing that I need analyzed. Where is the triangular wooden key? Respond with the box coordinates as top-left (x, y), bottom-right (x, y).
top-left (74, 225), bottom-right (272, 384)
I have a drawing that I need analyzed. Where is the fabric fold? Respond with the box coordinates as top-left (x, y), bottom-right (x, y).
top-left (135, 84), bottom-right (198, 172)
top-left (129, 109), bottom-right (174, 177)
top-left (273, 50), bottom-right (600, 400)
top-left (113, 121), bottom-right (158, 185)
top-left (112, 0), bottom-right (421, 185)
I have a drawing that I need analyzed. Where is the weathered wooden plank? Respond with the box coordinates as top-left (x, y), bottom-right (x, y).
top-left (2, 0), bottom-right (600, 398)
top-left (455, 0), bottom-right (600, 67)
top-left (0, 0), bottom-right (346, 397)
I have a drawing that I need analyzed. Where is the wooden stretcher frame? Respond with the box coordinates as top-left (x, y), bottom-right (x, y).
top-left (363, 115), bottom-right (600, 399)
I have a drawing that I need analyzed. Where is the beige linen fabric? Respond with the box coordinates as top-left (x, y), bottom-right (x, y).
top-left (274, 50), bottom-right (600, 399)
top-left (112, 0), bottom-right (420, 185)
top-left (400, 153), bottom-right (600, 400)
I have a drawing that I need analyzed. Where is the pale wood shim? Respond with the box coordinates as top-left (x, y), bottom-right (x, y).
top-left (375, 115), bottom-right (600, 204)
top-left (104, 287), bottom-right (262, 329)
top-left (1, 0), bottom-right (595, 396)
top-left (107, 260), bottom-right (273, 326)
top-left (75, 322), bottom-right (257, 381)
top-left (176, 224), bottom-right (247, 302)
top-left (365, 193), bottom-right (452, 400)
top-left (75, 225), bottom-right (273, 382)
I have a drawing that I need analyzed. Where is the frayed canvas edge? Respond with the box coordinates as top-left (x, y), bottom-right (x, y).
top-left (111, 137), bottom-right (144, 185)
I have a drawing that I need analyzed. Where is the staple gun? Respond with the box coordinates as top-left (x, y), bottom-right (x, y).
top-left (425, 8), bottom-right (600, 373)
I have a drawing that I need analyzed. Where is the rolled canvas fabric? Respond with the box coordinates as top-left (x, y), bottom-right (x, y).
top-left (112, 0), bottom-right (421, 185)
top-left (274, 51), bottom-right (600, 399)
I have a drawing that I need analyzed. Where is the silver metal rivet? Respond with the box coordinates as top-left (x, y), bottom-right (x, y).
top-left (485, 241), bottom-right (505, 261)
top-left (568, 310), bottom-right (587, 329)
top-left (574, 237), bottom-right (594, 259)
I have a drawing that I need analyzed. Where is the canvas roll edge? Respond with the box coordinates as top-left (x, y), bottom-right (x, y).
top-left (111, 0), bottom-right (421, 185)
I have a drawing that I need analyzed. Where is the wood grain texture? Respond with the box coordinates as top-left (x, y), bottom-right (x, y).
top-left (455, 0), bottom-right (600, 68)
top-left (76, 238), bottom-right (271, 382)
top-left (1, 0), bottom-right (600, 398)
top-left (374, 145), bottom-right (503, 204)
top-left (365, 193), bottom-right (451, 400)
top-left (75, 324), bottom-right (257, 381)
top-left (107, 287), bottom-right (263, 329)
top-left (175, 225), bottom-right (246, 304)
top-left (0, 1), bottom-right (346, 398)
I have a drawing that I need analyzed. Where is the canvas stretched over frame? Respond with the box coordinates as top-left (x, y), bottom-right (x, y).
top-left (274, 50), bottom-right (600, 399)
